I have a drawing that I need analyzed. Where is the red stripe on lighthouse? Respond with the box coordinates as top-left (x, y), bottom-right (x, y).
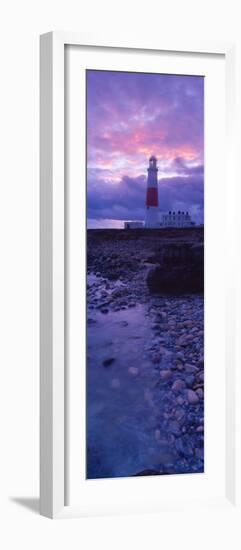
top-left (146, 187), bottom-right (158, 207)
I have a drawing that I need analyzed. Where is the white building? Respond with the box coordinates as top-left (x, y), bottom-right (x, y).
top-left (160, 210), bottom-right (195, 228)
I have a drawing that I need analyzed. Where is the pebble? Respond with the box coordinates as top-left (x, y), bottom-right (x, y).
top-left (87, 318), bottom-right (97, 324)
top-left (160, 370), bottom-right (172, 381)
top-left (176, 352), bottom-right (185, 363)
top-left (176, 362), bottom-right (184, 371)
top-left (120, 320), bottom-right (128, 327)
top-left (197, 372), bottom-right (204, 383)
top-left (102, 357), bottom-right (115, 367)
top-left (195, 448), bottom-right (204, 459)
top-left (152, 324), bottom-right (160, 331)
top-left (168, 420), bottom-right (181, 435)
top-left (177, 396), bottom-right (185, 405)
top-left (187, 389), bottom-right (199, 405)
top-left (172, 379), bottom-right (186, 392)
top-left (196, 425), bottom-right (204, 432)
top-left (128, 366), bottom-right (139, 376)
top-left (186, 374), bottom-right (195, 388)
top-left (151, 354), bottom-right (161, 364)
top-left (176, 336), bottom-right (188, 346)
top-left (160, 346), bottom-right (173, 357)
top-left (185, 364), bottom-right (199, 374)
top-left (183, 320), bottom-right (193, 328)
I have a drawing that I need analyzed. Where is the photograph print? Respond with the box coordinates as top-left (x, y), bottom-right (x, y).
top-left (86, 69), bottom-right (204, 479)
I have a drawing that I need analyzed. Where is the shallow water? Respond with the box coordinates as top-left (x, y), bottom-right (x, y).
top-left (87, 304), bottom-right (164, 478)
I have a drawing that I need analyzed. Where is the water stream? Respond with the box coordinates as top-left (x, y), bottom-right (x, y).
top-left (87, 304), bottom-right (172, 478)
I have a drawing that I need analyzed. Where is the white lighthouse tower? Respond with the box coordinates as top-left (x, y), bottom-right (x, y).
top-left (145, 155), bottom-right (159, 228)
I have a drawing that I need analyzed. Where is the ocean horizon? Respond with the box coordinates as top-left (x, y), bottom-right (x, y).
top-left (87, 218), bottom-right (139, 229)
top-left (87, 217), bottom-right (203, 229)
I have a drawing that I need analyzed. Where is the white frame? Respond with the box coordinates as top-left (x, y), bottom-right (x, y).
top-left (40, 31), bottom-right (238, 519)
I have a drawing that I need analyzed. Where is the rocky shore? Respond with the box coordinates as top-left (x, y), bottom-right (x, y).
top-left (87, 228), bottom-right (204, 478)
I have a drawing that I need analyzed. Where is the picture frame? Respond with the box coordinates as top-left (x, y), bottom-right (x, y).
top-left (40, 31), bottom-right (239, 519)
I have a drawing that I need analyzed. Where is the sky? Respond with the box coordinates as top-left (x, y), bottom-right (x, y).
top-left (87, 70), bottom-right (204, 227)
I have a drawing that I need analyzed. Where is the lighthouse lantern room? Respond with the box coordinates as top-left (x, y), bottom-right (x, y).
top-left (145, 155), bottom-right (159, 228)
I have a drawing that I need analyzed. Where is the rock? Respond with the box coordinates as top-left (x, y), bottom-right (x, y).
top-left (196, 425), bottom-right (204, 432)
top-left (152, 324), bottom-right (160, 331)
top-left (176, 336), bottom-right (189, 347)
top-left (175, 407), bottom-right (185, 420)
top-left (102, 357), bottom-right (115, 367)
top-left (159, 346), bottom-right (172, 356)
top-left (97, 300), bottom-right (109, 309)
top-left (176, 363), bottom-right (184, 371)
top-left (176, 352), bottom-right (185, 363)
top-left (185, 364), bottom-right (199, 374)
top-left (175, 437), bottom-right (194, 458)
top-left (187, 389), bottom-right (199, 404)
top-left (87, 318), bottom-right (97, 324)
top-left (177, 396), bottom-right (185, 405)
top-left (146, 243), bottom-right (204, 294)
top-left (128, 366), bottom-right (139, 376)
top-left (172, 379), bottom-right (186, 392)
top-left (186, 374), bottom-right (195, 388)
top-left (183, 320), bottom-right (193, 328)
top-left (168, 420), bottom-right (181, 435)
top-left (170, 363), bottom-right (178, 371)
top-left (151, 354), bottom-right (161, 364)
top-left (197, 372), bottom-right (204, 383)
top-left (119, 300), bottom-right (128, 306)
top-left (166, 433), bottom-right (175, 445)
top-left (160, 311), bottom-right (167, 320)
top-left (196, 387), bottom-right (204, 399)
top-left (195, 448), bottom-right (204, 459)
top-left (160, 369), bottom-right (172, 381)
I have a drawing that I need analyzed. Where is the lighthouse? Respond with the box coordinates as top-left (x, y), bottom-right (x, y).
top-left (145, 155), bottom-right (159, 228)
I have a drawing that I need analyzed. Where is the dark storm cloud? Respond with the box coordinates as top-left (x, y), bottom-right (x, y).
top-left (87, 171), bottom-right (204, 224)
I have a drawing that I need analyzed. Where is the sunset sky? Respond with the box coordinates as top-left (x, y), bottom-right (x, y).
top-left (87, 70), bottom-right (204, 227)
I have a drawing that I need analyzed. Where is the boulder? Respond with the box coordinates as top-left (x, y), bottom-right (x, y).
top-left (146, 243), bottom-right (204, 294)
